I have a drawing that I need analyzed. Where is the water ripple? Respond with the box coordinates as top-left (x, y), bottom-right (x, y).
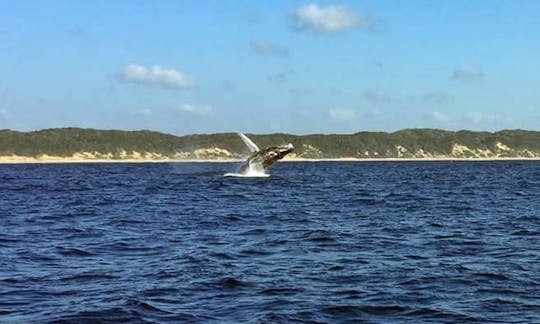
top-left (0, 161), bottom-right (539, 322)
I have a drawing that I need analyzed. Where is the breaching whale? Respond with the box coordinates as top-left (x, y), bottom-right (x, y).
top-left (236, 133), bottom-right (294, 175)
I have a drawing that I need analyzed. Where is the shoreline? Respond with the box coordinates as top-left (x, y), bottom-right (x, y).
top-left (1, 157), bottom-right (540, 164)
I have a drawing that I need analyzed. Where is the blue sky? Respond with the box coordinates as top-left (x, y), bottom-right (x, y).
top-left (1, 0), bottom-right (539, 135)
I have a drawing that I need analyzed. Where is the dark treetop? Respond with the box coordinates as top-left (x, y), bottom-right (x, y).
top-left (0, 128), bottom-right (539, 159)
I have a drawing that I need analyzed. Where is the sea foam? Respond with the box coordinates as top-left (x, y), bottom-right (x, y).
top-left (224, 163), bottom-right (269, 178)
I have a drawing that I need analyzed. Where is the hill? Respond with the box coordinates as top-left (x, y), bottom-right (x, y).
top-left (0, 128), bottom-right (539, 161)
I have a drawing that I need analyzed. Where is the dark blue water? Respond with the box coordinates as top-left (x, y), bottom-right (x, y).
top-left (1, 162), bottom-right (539, 323)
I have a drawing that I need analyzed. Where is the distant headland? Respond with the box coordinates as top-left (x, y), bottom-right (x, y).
top-left (0, 128), bottom-right (539, 163)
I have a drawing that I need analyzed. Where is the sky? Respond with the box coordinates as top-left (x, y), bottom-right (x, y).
top-left (1, 0), bottom-right (539, 135)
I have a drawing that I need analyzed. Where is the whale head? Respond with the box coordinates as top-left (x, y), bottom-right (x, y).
top-left (273, 143), bottom-right (294, 158)
top-left (248, 143), bottom-right (294, 169)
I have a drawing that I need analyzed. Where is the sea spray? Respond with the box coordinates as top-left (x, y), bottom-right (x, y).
top-left (224, 162), bottom-right (269, 178)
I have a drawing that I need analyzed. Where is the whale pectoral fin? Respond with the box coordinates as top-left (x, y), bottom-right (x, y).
top-left (238, 133), bottom-right (260, 153)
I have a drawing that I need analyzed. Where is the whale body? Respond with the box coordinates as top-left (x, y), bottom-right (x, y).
top-left (237, 133), bottom-right (294, 174)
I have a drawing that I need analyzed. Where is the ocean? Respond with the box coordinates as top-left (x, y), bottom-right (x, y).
top-left (1, 161), bottom-right (539, 323)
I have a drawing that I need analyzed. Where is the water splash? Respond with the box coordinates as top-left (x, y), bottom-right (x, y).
top-left (224, 163), bottom-right (269, 178)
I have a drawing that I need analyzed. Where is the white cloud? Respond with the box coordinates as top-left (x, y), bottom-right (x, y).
top-left (361, 109), bottom-right (382, 119)
top-left (292, 3), bottom-right (369, 33)
top-left (463, 112), bottom-right (501, 124)
top-left (328, 107), bottom-right (356, 121)
top-left (0, 108), bottom-right (9, 121)
top-left (431, 111), bottom-right (450, 122)
top-left (244, 12), bottom-right (263, 25)
top-left (250, 40), bottom-right (289, 57)
top-left (423, 91), bottom-right (454, 104)
top-left (289, 87), bottom-right (312, 96)
top-left (120, 64), bottom-right (194, 89)
top-left (178, 104), bottom-right (212, 115)
top-left (267, 71), bottom-right (292, 84)
top-left (223, 80), bottom-right (235, 92)
top-left (67, 25), bottom-right (84, 37)
top-left (364, 88), bottom-right (391, 103)
top-left (137, 108), bottom-right (153, 117)
top-left (452, 66), bottom-right (484, 81)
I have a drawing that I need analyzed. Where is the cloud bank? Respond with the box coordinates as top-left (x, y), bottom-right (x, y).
top-left (250, 40), bottom-right (289, 57)
top-left (292, 3), bottom-right (369, 33)
top-left (178, 104), bottom-right (212, 115)
top-left (137, 108), bottom-right (153, 117)
top-left (120, 64), bottom-right (194, 89)
top-left (423, 91), bottom-right (455, 104)
top-left (463, 112), bottom-right (503, 124)
top-left (364, 88), bottom-right (391, 103)
top-left (268, 71), bottom-right (293, 84)
top-left (430, 111), bottom-right (450, 122)
top-left (0, 108), bottom-right (9, 121)
top-left (452, 66), bottom-right (484, 81)
top-left (422, 111), bottom-right (512, 128)
top-left (328, 107), bottom-right (356, 121)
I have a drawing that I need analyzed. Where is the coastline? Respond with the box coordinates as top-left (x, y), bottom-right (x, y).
top-left (2, 128), bottom-right (539, 165)
top-left (1, 156), bottom-right (540, 164)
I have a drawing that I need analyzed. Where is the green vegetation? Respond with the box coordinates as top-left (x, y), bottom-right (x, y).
top-left (0, 128), bottom-right (539, 159)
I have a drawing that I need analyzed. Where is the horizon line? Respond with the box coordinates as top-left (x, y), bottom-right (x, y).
top-left (1, 127), bottom-right (539, 137)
